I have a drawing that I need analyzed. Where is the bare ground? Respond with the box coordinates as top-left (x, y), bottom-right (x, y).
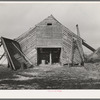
top-left (0, 63), bottom-right (100, 89)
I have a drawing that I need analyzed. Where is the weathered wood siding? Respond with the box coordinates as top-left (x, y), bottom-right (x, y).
top-left (36, 15), bottom-right (62, 48)
top-left (77, 38), bottom-right (84, 62)
top-left (16, 28), bottom-right (37, 65)
top-left (72, 37), bottom-right (83, 64)
top-left (73, 47), bottom-right (82, 64)
top-left (62, 25), bottom-right (83, 65)
top-left (61, 27), bottom-right (73, 64)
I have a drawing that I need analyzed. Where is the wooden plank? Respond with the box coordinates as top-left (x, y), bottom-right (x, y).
top-left (0, 53), bottom-right (5, 60)
top-left (73, 48), bottom-right (82, 63)
top-left (12, 42), bottom-right (32, 65)
top-left (0, 43), bottom-right (2, 47)
top-left (1, 37), bottom-right (17, 70)
top-left (21, 42), bottom-right (36, 53)
top-left (76, 24), bottom-right (84, 65)
top-left (82, 41), bottom-right (95, 52)
top-left (17, 30), bottom-right (37, 65)
top-left (76, 40), bottom-right (84, 63)
top-left (16, 27), bottom-right (37, 42)
top-left (71, 39), bottom-right (83, 64)
top-left (36, 39), bottom-right (62, 47)
top-left (0, 38), bottom-right (2, 47)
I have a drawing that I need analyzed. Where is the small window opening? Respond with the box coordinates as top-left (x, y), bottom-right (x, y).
top-left (47, 23), bottom-right (52, 26)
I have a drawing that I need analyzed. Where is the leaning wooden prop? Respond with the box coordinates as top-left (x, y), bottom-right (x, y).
top-left (0, 37), bottom-right (33, 70)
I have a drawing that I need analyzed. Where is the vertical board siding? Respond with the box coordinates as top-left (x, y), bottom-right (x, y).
top-left (73, 48), bottom-right (82, 63)
top-left (36, 17), bottom-right (62, 47)
top-left (72, 37), bottom-right (83, 64)
top-left (26, 49), bottom-right (37, 65)
top-left (62, 26), bottom-right (83, 64)
top-left (62, 29), bottom-right (73, 64)
top-left (77, 38), bottom-right (84, 62)
top-left (16, 28), bottom-right (37, 65)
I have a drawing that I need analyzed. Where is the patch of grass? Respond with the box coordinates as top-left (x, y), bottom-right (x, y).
top-left (0, 64), bottom-right (100, 89)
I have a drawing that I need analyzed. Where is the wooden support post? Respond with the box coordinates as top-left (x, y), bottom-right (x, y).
top-left (71, 38), bottom-right (75, 66)
top-left (76, 24), bottom-right (84, 65)
top-left (49, 52), bottom-right (52, 65)
top-left (0, 41), bottom-right (2, 47)
top-left (82, 41), bottom-right (96, 52)
top-left (60, 48), bottom-right (63, 66)
top-left (76, 24), bottom-right (80, 37)
top-left (0, 53), bottom-right (5, 60)
top-left (72, 38), bottom-right (84, 66)
top-left (1, 37), bottom-right (15, 70)
top-left (0, 44), bottom-right (2, 47)
top-left (76, 40), bottom-right (84, 65)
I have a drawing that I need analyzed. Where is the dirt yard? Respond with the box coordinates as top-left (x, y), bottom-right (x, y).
top-left (0, 63), bottom-right (100, 89)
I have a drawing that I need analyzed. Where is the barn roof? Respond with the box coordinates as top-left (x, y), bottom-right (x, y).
top-left (15, 15), bottom-right (81, 42)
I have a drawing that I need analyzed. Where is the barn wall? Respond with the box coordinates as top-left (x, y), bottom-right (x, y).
top-left (36, 25), bottom-right (62, 48)
top-left (16, 28), bottom-right (37, 65)
top-left (61, 26), bottom-right (83, 65)
top-left (61, 27), bottom-right (73, 65)
top-left (73, 47), bottom-right (82, 64)
top-left (15, 15), bottom-right (63, 65)
top-left (36, 16), bottom-right (62, 48)
top-left (72, 38), bottom-right (84, 64)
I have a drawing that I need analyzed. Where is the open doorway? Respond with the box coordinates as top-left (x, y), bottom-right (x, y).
top-left (37, 48), bottom-right (61, 65)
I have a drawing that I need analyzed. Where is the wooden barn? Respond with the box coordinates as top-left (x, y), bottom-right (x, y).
top-left (15, 15), bottom-right (84, 66)
top-left (0, 15), bottom-right (96, 70)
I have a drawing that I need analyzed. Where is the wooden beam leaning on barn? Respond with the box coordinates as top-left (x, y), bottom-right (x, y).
top-left (76, 38), bottom-right (96, 52)
top-left (71, 38), bottom-right (76, 66)
top-left (74, 26), bottom-right (96, 52)
top-left (82, 40), bottom-right (96, 52)
top-left (71, 38), bottom-right (84, 66)
top-left (71, 25), bottom-right (85, 66)
top-left (76, 24), bottom-right (84, 65)
top-left (76, 40), bottom-right (84, 65)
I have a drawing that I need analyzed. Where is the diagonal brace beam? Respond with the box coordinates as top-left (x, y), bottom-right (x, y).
top-left (0, 53), bottom-right (5, 60)
top-left (82, 40), bottom-right (96, 52)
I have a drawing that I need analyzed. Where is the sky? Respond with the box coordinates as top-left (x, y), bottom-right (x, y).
top-left (0, 2), bottom-right (100, 64)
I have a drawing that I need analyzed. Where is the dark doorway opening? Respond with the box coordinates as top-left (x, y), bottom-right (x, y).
top-left (37, 48), bottom-right (61, 65)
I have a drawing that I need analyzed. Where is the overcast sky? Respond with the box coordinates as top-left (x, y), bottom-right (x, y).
top-left (0, 2), bottom-right (100, 54)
